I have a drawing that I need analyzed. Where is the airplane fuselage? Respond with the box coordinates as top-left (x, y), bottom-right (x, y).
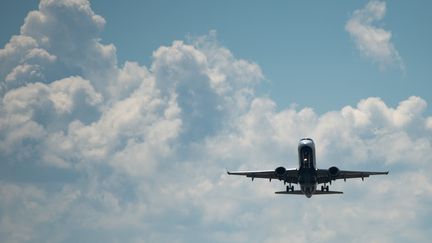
top-left (298, 138), bottom-right (317, 198)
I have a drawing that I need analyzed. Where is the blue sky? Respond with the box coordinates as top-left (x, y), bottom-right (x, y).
top-left (90, 0), bottom-right (432, 113)
top-left (2, 0), bottom-right (431, 113)
top-left (1, 1), bottom-right (432, 242)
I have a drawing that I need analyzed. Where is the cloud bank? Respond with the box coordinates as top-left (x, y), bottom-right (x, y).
top-left (1, 0), bottom-right (431, 242)
top-left (346, 0), bottom-right (404, 71)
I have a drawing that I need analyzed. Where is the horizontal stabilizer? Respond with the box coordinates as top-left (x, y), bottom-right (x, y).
top-left (275, 190), bottom-right (343, 195)
top-left (275, 190), bottom-right (304, 195)
top-left (314, 190), bottom-right (343, 195)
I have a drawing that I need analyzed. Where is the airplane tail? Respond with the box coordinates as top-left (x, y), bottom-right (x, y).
top-left (275, 190), bottom-right (303, 195)
top-left (275, 190), bottom-right (343, 195)
top-left (313, 190), bottom-right (343, 195)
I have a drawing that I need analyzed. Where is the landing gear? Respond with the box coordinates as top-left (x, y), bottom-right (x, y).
top-left (321, 184), bottom-right (329, 192)
top-left (286, 185), bottom-right (294, 192)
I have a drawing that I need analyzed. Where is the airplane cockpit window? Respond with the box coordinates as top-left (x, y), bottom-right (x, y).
top-left (300, 146), bottom-right (313, 167)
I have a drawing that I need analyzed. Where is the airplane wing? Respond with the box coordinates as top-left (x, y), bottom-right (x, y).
top-left (227, 168), bottom-right (299, 184)
top-left (316, 169), bottom-right (389, 184)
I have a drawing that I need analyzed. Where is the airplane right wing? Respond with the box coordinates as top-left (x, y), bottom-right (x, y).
top-left (227, 168), bottom-right (299, 184)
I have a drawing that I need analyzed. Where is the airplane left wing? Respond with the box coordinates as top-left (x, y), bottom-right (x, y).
top-left (227, 168), bottom-right (299, 184)
top-left (316, 168), bottom-right (388, 184)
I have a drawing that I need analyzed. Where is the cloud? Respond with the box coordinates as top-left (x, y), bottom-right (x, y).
top-left (346, 0), bottom-right (404, 71)
top-left (0, 0), bottom-right (431, 242)
top-left (0, 0), bottom-right (116, 96)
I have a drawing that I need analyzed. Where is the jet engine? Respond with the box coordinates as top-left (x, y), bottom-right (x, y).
top-left (328, 166), bottom-right (340, 178)
top-left (275, 166), bottom-right (286, 176)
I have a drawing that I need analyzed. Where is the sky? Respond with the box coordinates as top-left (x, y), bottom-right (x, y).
top-left (0, 0), bottom-right (431, 242)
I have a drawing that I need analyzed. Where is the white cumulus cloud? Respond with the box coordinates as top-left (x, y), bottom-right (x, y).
top-left (346, 0), bottom-right (404, 71)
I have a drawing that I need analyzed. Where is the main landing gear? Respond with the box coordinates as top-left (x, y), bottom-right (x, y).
top-left (286, 184), bottom-right (294, 192)
top-left (321, 184), bottom-right (329, 192)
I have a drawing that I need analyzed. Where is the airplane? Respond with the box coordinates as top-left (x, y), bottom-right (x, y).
top-left (227, 138), bottom-right (388, 198)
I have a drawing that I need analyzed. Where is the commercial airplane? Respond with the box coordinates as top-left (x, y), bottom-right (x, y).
top-left (227, 138), bottom-right (388, 198)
